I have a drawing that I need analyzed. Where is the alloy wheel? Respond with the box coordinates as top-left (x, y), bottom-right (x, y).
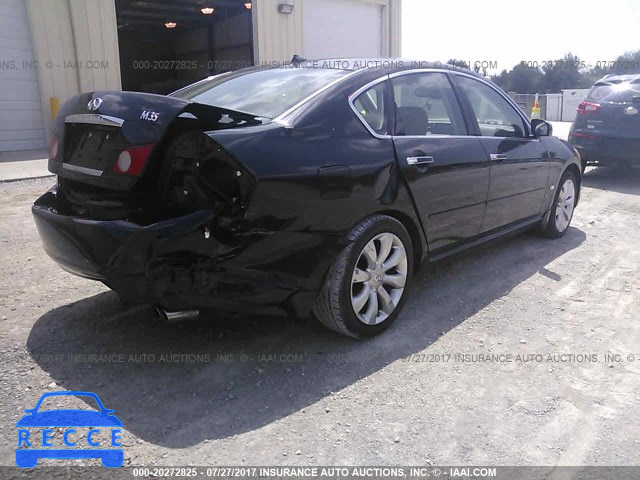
top-left (350, 232), bottom-right (408, 325)
top-left (555, 178), bottom-right (576, 233)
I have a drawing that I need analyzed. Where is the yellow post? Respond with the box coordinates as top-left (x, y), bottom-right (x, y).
top-left (50, 96), bottom-right (60, 120)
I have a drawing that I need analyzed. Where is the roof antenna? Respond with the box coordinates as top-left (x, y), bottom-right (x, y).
top-left (291, 54), bottom-right (307, 67)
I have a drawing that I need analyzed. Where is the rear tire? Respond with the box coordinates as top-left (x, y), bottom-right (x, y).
top-left (312, 215), bottom-right (414, 338)
top-left (542, 170), bottom-right (578, 239)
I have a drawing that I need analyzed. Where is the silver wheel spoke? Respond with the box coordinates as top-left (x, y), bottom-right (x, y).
top-left (362, 290), bottom-right (379, 325)
top-left (383, 273), bottom-right (406, 288)
top-left (377, 287), bottom-right (394, 315)
top-left (382, 248), bottom-right (404, 270)
top-left (377, 234), bottom-right (393, 265)
top-left (362, 241), bottom-right (377, 268)
top-left (352, 284), bottom-right (372, 312)
top-left (352, 268), bottom-right (369, 284)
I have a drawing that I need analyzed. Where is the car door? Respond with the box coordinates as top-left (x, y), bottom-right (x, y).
top-left (389, 71), bottom-right (490, 253)
top-left (453, 74), bottom-right (551, 232)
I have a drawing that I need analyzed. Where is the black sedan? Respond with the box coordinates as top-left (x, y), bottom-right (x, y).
top-left (32, 59), bottom-right (582, 338)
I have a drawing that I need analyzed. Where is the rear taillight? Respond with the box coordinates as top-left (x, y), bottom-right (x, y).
top-left (574, 132), bottom-right (599, 140)
top-left (577, 101), bottom-right (601, 115)
top-left (114, 144), bottom-right (154, 176)
top-left (49, 136), bottom-right (59, 160)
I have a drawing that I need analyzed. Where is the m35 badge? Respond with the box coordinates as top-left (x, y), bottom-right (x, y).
top-left (140, 110), bottom-right (159, 122)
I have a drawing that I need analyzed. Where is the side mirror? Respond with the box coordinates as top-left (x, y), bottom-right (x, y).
top-left (531, 119), bottom-right (552, 137)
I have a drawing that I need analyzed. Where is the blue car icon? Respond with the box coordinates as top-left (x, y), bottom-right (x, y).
top-left (16, 391), bottom-right (123, 468)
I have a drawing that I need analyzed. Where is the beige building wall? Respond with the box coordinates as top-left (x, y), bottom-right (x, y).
top-left (25, 0), bottom-right (121, 142)
top-left (252, 0), bottom-right (304, 64)
top-left (24, 0), bottom-right (401, 143)
top-left (253, 0), bottom-right (401, 64)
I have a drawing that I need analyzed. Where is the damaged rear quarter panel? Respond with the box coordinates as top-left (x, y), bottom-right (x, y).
top-left (204, 90), bottom-right (422, 297)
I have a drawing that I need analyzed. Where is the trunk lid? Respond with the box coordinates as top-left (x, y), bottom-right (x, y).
top-left (48, 91), bottom-right (262, 222)
top-left (50, 91), bottom-right (191, 191)
top-left (49, 91), bottom-right (263, 191)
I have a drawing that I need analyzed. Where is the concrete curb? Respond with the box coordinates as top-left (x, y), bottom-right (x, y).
top-left (0, 157), bottom-right (53, 183)
top-left (0, 174), bottom-right (55, 183)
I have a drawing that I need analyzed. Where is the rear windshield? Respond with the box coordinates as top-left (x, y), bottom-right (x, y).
top-left (171, 67), bottom-right (351, 119)
top-left (588, 79), bottom-right (640, 103)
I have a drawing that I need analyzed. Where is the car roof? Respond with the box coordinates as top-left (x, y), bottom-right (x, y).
top-left (183, 58), bottom-right (487, 96)
top-left (301, 57), bottom-right (486, 77)
top-left (597, 73), bottom-right (640, 84)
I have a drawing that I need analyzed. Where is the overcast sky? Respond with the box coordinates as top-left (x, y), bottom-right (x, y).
top-left (401, 0), bottom-right (640, 73)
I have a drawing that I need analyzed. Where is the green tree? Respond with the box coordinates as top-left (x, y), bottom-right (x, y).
top-left (491, 69), bottom-right (509, 89)
top-left (488, 50), bottom-right (640, 93)
top-left (609, 50), bottom-right (640, 75)
top-left (541, 53), bottom-right (583, 92)
top-left (580, 66), bottom-right (608, 88)
top-left (491, 62), bottom-right (544, 93)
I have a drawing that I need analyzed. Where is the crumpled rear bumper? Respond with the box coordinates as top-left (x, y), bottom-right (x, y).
top-left (32, 187), bottom-right (328, 316)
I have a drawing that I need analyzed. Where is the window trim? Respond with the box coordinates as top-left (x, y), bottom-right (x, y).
top-left (352, 80), bottom-right (392, 136)
top-left (348, 76), bottom-right (391, 139)
top-left (349, 68), bottom-right (533, 139)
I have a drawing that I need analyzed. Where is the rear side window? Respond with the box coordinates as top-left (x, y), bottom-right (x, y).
top-left (172, 67), bottom-right (351, 119)
top-left (353, 83), bottom-right (388, 135)
top-left (588, 81), bottom-right (640, 103)
top-left (391, 72), bottom-right (466, 136)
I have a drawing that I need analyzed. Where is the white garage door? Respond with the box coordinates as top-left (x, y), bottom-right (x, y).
top-left (303, 0), bottom-right (383, 59)
top-left (0, 0), bottom-right (45, 152)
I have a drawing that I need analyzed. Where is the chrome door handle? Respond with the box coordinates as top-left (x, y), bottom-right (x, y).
top-left (490, 154), bottom-right (508, 161)
top-left (407, 156), bottom-right (435, 165)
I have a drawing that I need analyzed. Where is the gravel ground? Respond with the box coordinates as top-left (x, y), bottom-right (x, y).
top-left (1, 168), bottom-right (640, 469)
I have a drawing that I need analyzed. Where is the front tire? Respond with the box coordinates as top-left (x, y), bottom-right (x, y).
top-left (313, 215), bottom-right (414, 338)
top-left (542, 170), bottom-right (578, 239)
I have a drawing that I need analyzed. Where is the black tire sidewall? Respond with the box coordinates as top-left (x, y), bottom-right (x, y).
top-left (335, 217), bottom-right (414, 338)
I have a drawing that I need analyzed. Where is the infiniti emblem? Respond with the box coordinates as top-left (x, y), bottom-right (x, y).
top-left (625, 106), bottom-right (638, 116)
top-left (374, 275), bottom-right (383, 282)
top-left (87, 98), bottom-right (103, 111)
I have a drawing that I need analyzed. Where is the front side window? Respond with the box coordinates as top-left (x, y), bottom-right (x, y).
top-left (391, 73), bottom-right (466, 136)
top-left (353, 82), bottom-right (388, 135)
top-left (172, 67), bottom-right (351, 119)
top-left (457, 75), bottom-right (527, 138)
